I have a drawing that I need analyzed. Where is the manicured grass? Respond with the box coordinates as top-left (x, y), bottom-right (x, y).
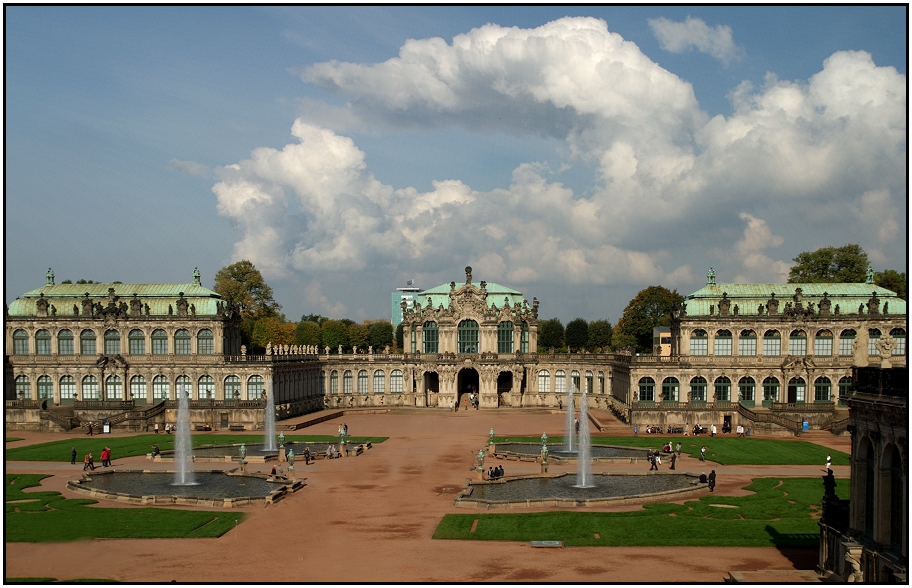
top-left (6, 437), bottom-right (24, 442)
top-left (433, 477), bottom-right (848, 548)
top-left (5, 474), bottom-right (246, 542)
top-left (494, 435), bottom-right (849, 466)
top-left (5, 434), bottom-right (387, 462)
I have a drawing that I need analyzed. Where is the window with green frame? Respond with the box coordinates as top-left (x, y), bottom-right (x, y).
top-left (129, 329), bottom-right (145, 355)
top-left (80, 330), bottom-right (96, 355)
top-left (662, 377), bottom-right (679, 401)
top-left (738, 377), bottom-right (755, 401)
top-left (104, 330), bottom-right (121, 355)
top-left (690, 376), bottom-right (707, 401)
top-left (762, 377), bottom-right (779, 401)
top-left (838, 376), bottom-right (852, 400)
top-left (152, 329), bottom-right (168, 354)
top-left (58, 329), bottom-right (74, 355)
top-left (521, 322), bottom-right (529, 353)
top-left (814, 377), bottom-right (831, 401)
top-left (423, 321), bottom-right (438, 354)
top-left (197, 329), bottom-right (214, 354)
top-left (35, 330), bottom-right (52, 355)
top-left (638, 377), bottom-right (655, 401)
top-left (714, 376), bottom-right (731, 401)
top-left (174, 329), bottom-right (191, 355)
top-left (13, 329), bottom-right (29, 355)
top-left (457, 320), bottom-right (479, 353)
top-left (497, 321), bottom-right (514, 354)
top-left (15, 375), bottom-right (31, 399)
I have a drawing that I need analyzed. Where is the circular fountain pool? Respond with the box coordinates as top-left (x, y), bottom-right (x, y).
top-left (455, 473), bottom-right (702, 509)
top-left (161, 441), bottom-right (339, 462)
top-left (494, 443), bottom-right (648, 463)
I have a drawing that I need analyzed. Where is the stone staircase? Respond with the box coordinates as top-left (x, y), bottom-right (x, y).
top-left (588, 409), bottom-right (634, 435)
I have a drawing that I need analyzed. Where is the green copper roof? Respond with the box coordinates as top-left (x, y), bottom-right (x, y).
top-left (9, 283), bottom-right (224, 317)
top-left (410, 281), bottom-right (527, 310)
top-left (684, 283), bottom-right (906, 317)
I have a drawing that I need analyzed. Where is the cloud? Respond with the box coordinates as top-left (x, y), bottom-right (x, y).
top-left (731, 213), bottom-right (791, 283)
top-left (169, 158), bottom-right (210, 177)
top-left (648, 16), bottom-right (743, 65)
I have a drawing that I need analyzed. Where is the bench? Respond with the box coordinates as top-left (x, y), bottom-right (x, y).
top-left (228, 425), bottom-right (245, 431)
top-left (365, 442), bottom-right (372, 449)
top-left (194, 424), bottom-right (212, 431)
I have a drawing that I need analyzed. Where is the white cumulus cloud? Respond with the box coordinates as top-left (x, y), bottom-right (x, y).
top-left (649, 16), bottom-right (743, 65)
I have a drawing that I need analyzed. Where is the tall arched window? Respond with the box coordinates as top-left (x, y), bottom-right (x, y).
top-left (586, 371), bottom-right (593, 395)
top-left (247, 375), bottom-right (264, 400)
top-left (598, 372), bottom-right (605, 394)
top-left (787, 377), bottom-right (806, 403)
top-left (555, 370), bottom-right (566, 394)
top-left (358, 370), bottom-right (368, 394)
top-left (497, 321), bottom-right (514, 354)
top-left (763, 330), bottom-right (781, 356)
top-left (152, 375), bottom-right (170, 400)
top-left (789, 330), bottom-right (807, 356)
top-left (423, 322), bottom-right (438, 354)
top-left (106, 375), bottom-right (123, 400)
top-left (343, 370), bottom-right (353, 394)
top-left (814, 330), bottom-right (833, 356)
top-left (868, 328), bottom-right (881, 356)
top-left (839, 329), bottom-right (855, 356)
top-left (662, 377), bottom-right (679, 402)
top-left (714, 330), bottom-right (732, 356)
top-left (174, 329), bottom-right (191, 355)
top-left (13, 329), bottom-right (29, 355)
top-left (838, 376), bottom-right (853, 401)
top-left (197, 329), bottom-right (214, 354)
top-left (130, 375), bottom-right (147, 401)
top-left (890, 328), bottom-right (906, 355)
top-left (129, 329), bottom-right (145, 355)
top-left (60, 375), bottom-right (76, 400)
top-left (58, 329), bottom-right (74, 355)
top-left (175, 375), bottom-right (191, 397)
top-left (571, 370), bottom-right (581, 391)
top-left (521, 322), bottom-right (529, 353)
top-left (224, 375), bottom-right (240, 400)
top-left (104, 330), bottom-right (121, 355)
top-left (814, 377), bottom-right (831, 402)
top-left (37, 375), bottom-right (53, 400)
top-left (390, 370), bottom-right (403, 393)
top-left (15, 375), bottom-right (31, 399)
top-left (738, 377), bottom-right (755, 402)
top-left (538, 370), bottom-right (550, 393)
top-left (35, 330), bottom-right (52, 355)
top-left (762, 377), bottom-right (779, 402)
top-left (739, 330), bottom-right (757, 356)
top-left (198, 375), bottom-right (214, 399)
top-left (373, 370), bottom-right (385, 393)
top-left (152, 329), bottom-right (168, 354)
top-left (714, 376), bottom-right (731, 402)
top-left (689, 329), bottom-right (708, 355)
top-left (329, 371), bottom-right (339, 395)
top-left (82, 375), bottom-right (99, 399)
top-left (457, 320), bottom-right (479, 354)
top-left (80, 330), bottom-right (97, 355)
top-left (638, 377), bottom-right (655, 402)
top-left (690, 376), bottom-right (707, 402)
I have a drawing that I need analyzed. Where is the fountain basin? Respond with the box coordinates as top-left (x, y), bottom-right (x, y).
top-left (154, 442), bottom-right (352, 462)
top-left (68, 470), bottom-right (303, 508)
top-left (493, 443), bottom-right (650, 464)
top-left (454, 472), bottom-right (704, 510)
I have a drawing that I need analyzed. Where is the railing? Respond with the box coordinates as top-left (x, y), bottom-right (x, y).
top-left (633, 401), bottom-right (736, 411)
top-left (74, 400), bottom-right (135, 410)
top-left (161, 399), bottom-right (265, 409)
top-left (40, 410), bottom-right (75, 430)
top-left (6, 399), bottom-right (41, 409)
top-left (771, 401), bottom-right (836, 412)
top-left (737, 403), bottom-right (801, 434)
top-left (606, 396), bottom-right (630, 423)
top-left (827, 416), bottom-right (851, 435)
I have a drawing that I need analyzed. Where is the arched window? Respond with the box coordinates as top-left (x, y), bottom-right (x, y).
top-left (197, 329), bottom-right (214, 355)
top-left (457, 320), bottom-right (479, 354)
top-left (175, 375), bottom-right (191, 397)
top-left (106, 375), bottom-right (123, 400)
top-left (423, 322), bottom-right (438, 354)
top-left (104, 330), bottom-right (121, 355)
top-left (839, 329), bottom-right (855, 356)
top-left (738, 377), bottom-right (755, 402)
top-left (714, 376), bottom-right (731, 402)
top-left (814, 377), bottom-right (831, 402)
top-left (152, 329), bottom-right (168, 354)
top-left (762, 377), bottom-right (779, 402)
top-left (662, 377), bottom-right (679, 402)
top-left (690, 376), bottom-right (707, 402)
top-left (15, 375), bottom-right (31, 399)
top-left (224, 375), bottom-right (240, 400)
top-left (60, 375), bottom-right (76, 400)
top-left (373, 370), bottom-right (385, 393)
top-left (37, 375), bottom-right (53, 400)
top-left (814, 330), bottom-right (833, 356)
top-left (329, 371), bottom-right (339, 395)
top-left (763, 330), bottom-right (780, 356)
top-left (789, 330), bottom-right (807, 356)
top-left (890, 328), bottom-right (906, 355)
top-left (521, 322), bottom-right (529, 353)
top-left (247, 375), bottom-right (264, 400)
top-left (13, 329), bottom-right (29, 355)
top-left (868, 328), bottom-right (881, 356)
top-left (358, 370), bottom-right (368, 394)
top-left (129, 329), bottom-right (145, 355)
top-left (198, 375), bottom-right (214, 399)
top-left (80, 330), bottom-right (97, 355)
top-left (714, 330), bottom-right (732, 356)
top-left (58, 329), bottom-right (74, 355)
top-left (497, 321), bottom-right (514, 354)
top-left (35, 330), bottom-right (52, 355)
top-left (555, 370), bottom-right (566, 394)
top-left (174, 329), bottom-right (191, 355)
top-left (82, 375), bottom-right (99, 399)
top-left (586, 371), bottom-right (594, 395)
top-left (638, 377), bottom-right (655, 402)
top-left (739, 330), bottom-right (757, 356)
top-left (571, 370), bottom-right (581, 391)
top-left (598, 372), bottom-right (605, 394)
top-left (343, 370), bottom-right (353, 394)
top-left (838, 376), bottom-right (853, 401)
top-left (410, 324), bottom-right (417, 354)
top-left (390, 369), bottom-right (403, 393)
top-left (130, 375), bottom-right (147, 400)
top-left (787, 377), bottom-right (806, 403)
top-left (152, 375), bottom-right (170, 400)
top-left (689, 329), bottom-right (708, 355)
top-left (538, 370), bottom-right (550, 393)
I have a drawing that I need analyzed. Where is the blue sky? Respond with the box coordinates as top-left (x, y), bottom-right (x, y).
top-left (6, 6), bottom-right (907, 324)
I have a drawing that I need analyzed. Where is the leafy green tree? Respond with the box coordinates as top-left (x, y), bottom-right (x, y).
top-left (300, 313), bottom-right (328, 325)
top-left (321, 320), bottom-right (350, 352)
top-left (564, 318), bottom-right (589, 352)
top-left (75, 279), bottom-right (97, 284)
top-left (875, 269), bottom-right (907, 300)
top-left (537, 318), bottom-right (565, 351)
top-left (614, 286), bottom-right (684, 354)
top-left (587, 319), bottom-right (613, 352)
top-left (213, 260), bottom-right (282, 319)
top-left (347, 323), bottom-right (370, 351)
top-left (251, 317), bottom-right (295, 349)
top-left (395, 323), bottom-right (404, 351)
top-left (294, 320), bottom-right (322, 347)
top-left (788, 244), bottom-right (869, 283)
top-left (368, 321), bottom-right (395, 350)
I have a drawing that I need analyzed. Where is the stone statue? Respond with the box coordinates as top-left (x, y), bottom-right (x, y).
top-left (190, 304), bottom-right (196, 316)
top-left (876, 336), bottom-right (896, 368)
top-left (384, 345), bottom-right (390, 354)
top-left (758, 304), bottom-right (764, 315)
top-left (709, 304), bottom-right (714, 316)
top-left (883, 301), bottom-right (889, 314)
top-left (858, 304), bottom-right (864, 314)
top-left (865, 265), bottom-right (874, 284)
top-left (733, 304), bottom-right (739, 316)
top-left (867, 292), bottom-right (880, 315)
top-left (266, 342), bottom-right (273, 355)
top-left (338, 345), bottom-right (342, 355)
top-left (368, 346), bottom-right (373, 354)
top-left (36, 293), bottom-right (49, 316)
top-left (707, 267), bottom-right (716, 285)
top-left (144, 303), bottom-right (150, 315)
top-left (325, 346), bottom-right (330, 355)
top-left (50, 304), bottom-right (56, 316)
top-left (718, 292), bottom-right (731, 316)
top-left (192, 267), bottom-right (201, 286)
top-left (46, 268), bottom-right (55, 286)
top-left (852, 329), bottom-right (869, 367)
top-left (823, 469), bottom-right (837, 497)
top-left (352, 346), bottom-right (357, 355)
top-left (465, 266), bottom-right (472, 284)
top-left (82, 294), bottom-right (93, 317)
top-left (74, 304), bottom-right (79, 316)
top-left (168, 304), bottom-right (173, 316)
top-left (818, 292), bottom-right (831, 317)
top-left (766, 293), bottom-right (779, 316)
top-left (240, 345), bottom-right (246, 356)
top-left (834, 304), bottom-right (840, 316)
top-left (176, 293), bottom-right (189, 317)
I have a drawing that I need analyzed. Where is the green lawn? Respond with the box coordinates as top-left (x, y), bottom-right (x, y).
top-left (5, 434), bottom-right (387, 462)
top-left (434, 477), bottom-right (847, 547)
top-left (6, 437), bottom-right (24, 442)
top-left (494, 435), bottom-right (849, 466)
top-left (5, 474), bottom-right (245, 542)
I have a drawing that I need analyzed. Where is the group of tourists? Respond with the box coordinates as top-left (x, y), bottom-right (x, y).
top-left (486, 465), bottom-right (504, 479)
top-left (73, 445), bottom-right (112, 470)
top-left (699, 470), bottom-right (717, 491)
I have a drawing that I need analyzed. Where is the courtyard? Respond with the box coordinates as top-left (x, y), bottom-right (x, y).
top-left (5, 408), bottom-right (851, 583)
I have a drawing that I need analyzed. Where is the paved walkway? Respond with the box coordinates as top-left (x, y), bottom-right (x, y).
top-left (5, 410), bottom-right (848, 583)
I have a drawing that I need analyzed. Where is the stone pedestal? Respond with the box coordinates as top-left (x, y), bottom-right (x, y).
top-left (487, 444), bottom-right (495, 456)
top-left (339, 443), bottom-right (346, 457)
top-left (240, 461), bottom-right (247, 474)
top-left (278, 447), bottom-right (287, 463)
top-left (541, 462), bottom-right (548, 474)
top-left (476, 468), bottom-right (485, 481)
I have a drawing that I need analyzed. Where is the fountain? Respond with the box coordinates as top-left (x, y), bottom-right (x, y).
top-left (174, 384), bottom-right (196, 486)
top-left (564, 381), bottom-right (575, 453)
top-left (263, 378), bottom-right (277, 451)
top-left (575, 386), bottom-right (593, 488)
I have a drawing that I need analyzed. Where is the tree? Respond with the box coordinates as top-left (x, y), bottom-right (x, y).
top-left (368, 321), bottom-right (395, 350)
top-left (537, 318), bottom-right (565, 351)
top-left (395, 323), bottom-right (404, 351)
top-left (300, 313), bottom-right (328, 325)
top-left (614, 286), bottom-right (684, 354)
top-left (251, 317), bottom-right (295, 349)
top-left (213, 260), bottom-right (282, 320)
top-left (564, 318), bottom-right (589, 352)
top-left (587, 319), bottom-right (613, 352)
top-left (294, 320), bottom-right (322, 347)
top-left (788, 244), bottom-right (869, 283)
top-left (347, 323), bottom-right (370, 351)
top-left (875, 269), bottom-right (907, 300)
top-left (321, 320), bottom-right (350, 352)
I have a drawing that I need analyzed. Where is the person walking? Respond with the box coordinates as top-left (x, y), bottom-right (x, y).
top-left (675, 442), bottom-right (682, 457)
top-left (708, 470), bottom-right (717, 492)
top-left (825, 454), bottom-right (832, 470)
top-left (669, 452), bottom-right (677, 470)
top-left (700, 446), bottom-right (706, 462)
top-left (634, 425), bottom-right (639, 437)
top-left (100, 447), bottom-right (109, 467)
top-left (303, 446), bottom-right (311, 465)
top-left (154, 422), bottom-right (159, 434)
top-left (83, 452), bottom-right (95, 471)
top-left (71, 447), bottom-right (77, 464)
top-left (710, 424), bottom-right (717, 437)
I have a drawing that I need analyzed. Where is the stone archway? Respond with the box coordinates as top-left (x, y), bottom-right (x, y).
top-left (496, 371), bottom-right (513, 407)
top-left (457, 368), bottom-right (479, 410)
